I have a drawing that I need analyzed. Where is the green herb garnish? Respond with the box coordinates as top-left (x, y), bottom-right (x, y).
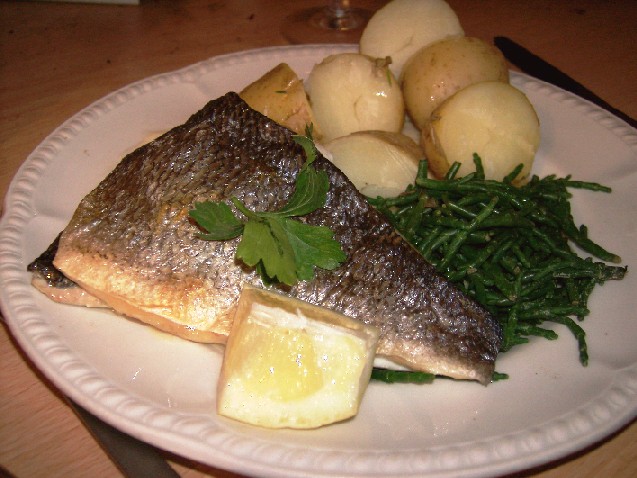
top-left (370, 156), bottom-right (627, 366)
top-left (189, 130), bottom-right (346, 286)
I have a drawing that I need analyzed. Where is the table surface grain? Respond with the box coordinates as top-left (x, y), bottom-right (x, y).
top-left (1, 1), bottom-right (636, 477)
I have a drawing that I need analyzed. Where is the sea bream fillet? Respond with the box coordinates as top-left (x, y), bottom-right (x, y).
top-left (38, 92), bottom-right (501, 384)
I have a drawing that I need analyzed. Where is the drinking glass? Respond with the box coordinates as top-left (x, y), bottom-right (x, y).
top-left (283, 1), bottom-right (372, 44)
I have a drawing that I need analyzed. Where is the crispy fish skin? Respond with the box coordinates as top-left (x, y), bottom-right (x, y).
top-left (54, 92), bottom-right (501, 383)
top-left (28, 233), bottom-right (106, 307)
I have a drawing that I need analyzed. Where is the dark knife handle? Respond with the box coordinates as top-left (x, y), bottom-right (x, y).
top-left (68, 399), bottom-right (180, 478)
top-left (494, 36), bottom-right (637, 129)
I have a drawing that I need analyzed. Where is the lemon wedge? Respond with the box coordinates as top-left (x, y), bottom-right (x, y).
top-left (217, 285), bottom-right (379, 429)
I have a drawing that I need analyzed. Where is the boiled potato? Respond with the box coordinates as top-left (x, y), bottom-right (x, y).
top-left (240, 63), bottom-right (319, 137)
top-left (422, 81), bottom-right (540, 184)
top-left (306, 53), bottom-right (404, 143)
top-left (403, 36), bottom-right (509, 130)
top-left (324, 131), bottom-right (423, 197)
top-left (359, 0), bottom-right (464, 79)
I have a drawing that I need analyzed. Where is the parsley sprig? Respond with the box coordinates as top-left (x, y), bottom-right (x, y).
top-left (189, 131), bottom-right (346, 286)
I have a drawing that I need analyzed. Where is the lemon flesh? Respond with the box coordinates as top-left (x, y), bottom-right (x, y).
top-left (217, 285), bottom-right (379, 429)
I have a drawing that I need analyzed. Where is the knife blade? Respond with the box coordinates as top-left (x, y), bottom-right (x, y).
top-left (494, 36), bottom-right (637, 129)
top-left (67, 398), bottom-right (180, 478)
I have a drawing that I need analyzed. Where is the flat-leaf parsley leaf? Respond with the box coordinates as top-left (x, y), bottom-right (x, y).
top-left (189, 130), bottom-right (346, 286)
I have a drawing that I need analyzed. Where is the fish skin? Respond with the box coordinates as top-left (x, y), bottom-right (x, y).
top-left (28, 233), bottom-right (106, 307)
top-left (53, 92), bottom-right (501, 384)
top-left (29, 233), bottom-right (77, 289)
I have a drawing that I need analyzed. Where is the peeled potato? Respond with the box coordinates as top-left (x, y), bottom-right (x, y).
top-left (359, 0), bottom-right (464, 79)
top-left (422, 81), bottom-right (540, 184)
top-left (403, 36), bottom-right (509, 130)
top-left (324, 131), bottom-right (423, 197)
top-left (240, 63), bottom-right (318, 137)
top-left (306, 53), bottom-right (404, 143)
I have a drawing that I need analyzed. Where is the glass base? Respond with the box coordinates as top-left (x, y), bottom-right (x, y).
top-left (282, 6), bottom-right (371, 44)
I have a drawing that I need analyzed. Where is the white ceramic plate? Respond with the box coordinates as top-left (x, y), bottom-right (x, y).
top-left (1, 45), bottom-right (636, 478)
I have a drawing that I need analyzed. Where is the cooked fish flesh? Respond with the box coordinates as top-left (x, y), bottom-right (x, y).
top-left (28, 234), bottom-right (106, 307)
top-left (47, 92), bottom-right (501, 384)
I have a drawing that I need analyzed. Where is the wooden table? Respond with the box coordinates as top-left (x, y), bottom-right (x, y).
top-left (1, 1), bottom-right (635, 477)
